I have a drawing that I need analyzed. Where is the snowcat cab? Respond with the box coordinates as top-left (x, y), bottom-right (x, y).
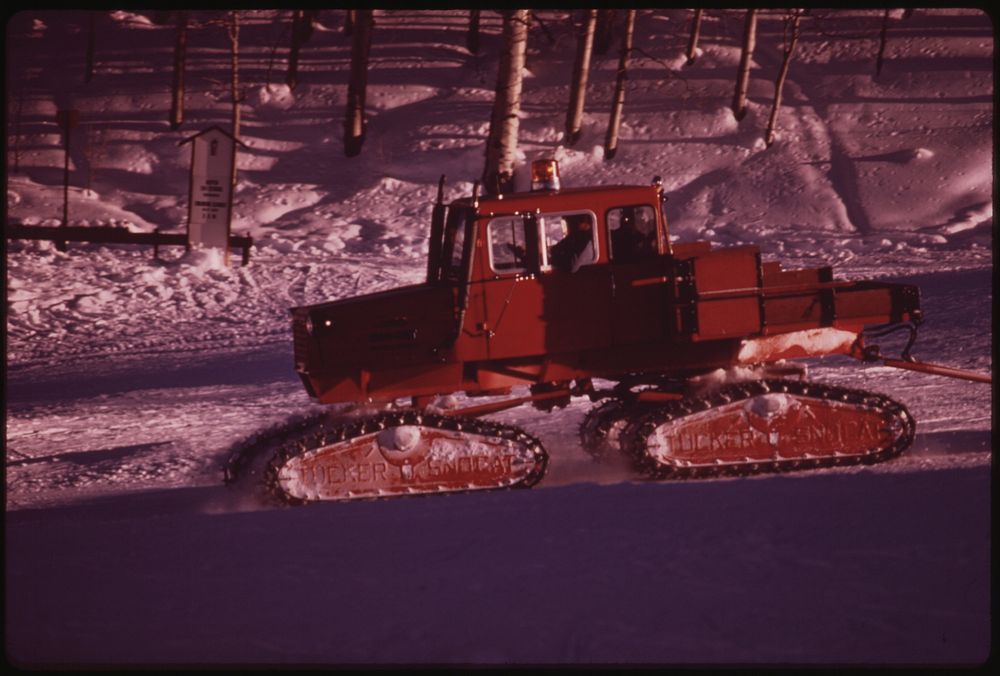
top-left (229, 160), bottom-right (989, 503)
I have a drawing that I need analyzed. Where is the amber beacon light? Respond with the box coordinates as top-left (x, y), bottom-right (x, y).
top-left (530, 159), bottom-right (561, 191)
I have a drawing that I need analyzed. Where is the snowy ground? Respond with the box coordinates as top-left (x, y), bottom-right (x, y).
top-left (5, 9), bottom-right (993, 666)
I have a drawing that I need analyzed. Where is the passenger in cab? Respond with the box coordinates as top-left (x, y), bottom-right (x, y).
top-left (609, 206), bottom-right (657, 264)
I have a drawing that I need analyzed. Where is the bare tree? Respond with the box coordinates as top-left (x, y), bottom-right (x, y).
top-left (483, 9), bottom-right (529, 194)
top-left (228, 11), bottom-right (243, 141)
top-left (10, 85), bottom-right (23, 173)
top-left (732, 9), bottom-right (758, 121)
top-left (169, 11), bottom-right (187, 129)
top-left (287, 10), bottom-right (319, 89)
top-left (84, 123), bottom-right (110, 191)
top-left (288, 11), bottom-right (303, 89)
top-left (594, 9), bottom-right (616, 55)
top-left (82, 123), bottom-right (93, 192)
top-left (603, 9), bottom-right (636, 160)
top-left (344, 9), bottom-right (355, 36)
top-left (7, 27), bottom-right (25, 173)
top-left (530, 11), bottom-right (556, 46)
top-left (875, 9), bottom-right (891, 77)
top-left (764, 10), bottom-right (803, 147)
top-left (302, 10), bottom-right (318, 40)
top-left (84, 12), bottom-right (96, 83)
top-left (287, 11), bottom-right (304, 89)
top-left (344, 10), bottom-right (374, 157)
top-left (565, 9), bottom-right (597, 146)
top-left (685, 9), bottom-right (703, 65)
top-left (467, 9), bottom-right (481, 54)
top-left (57, 109), bottom-right (77, 251)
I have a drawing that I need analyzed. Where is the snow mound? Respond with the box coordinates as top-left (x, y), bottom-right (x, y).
top-left (256, 84), bottom-right (296, 110)
top-left (179, 247), bottom-right (230, 273)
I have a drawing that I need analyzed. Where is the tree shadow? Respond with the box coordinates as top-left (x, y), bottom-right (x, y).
top-left (7, 441), bottom-right (172, 468)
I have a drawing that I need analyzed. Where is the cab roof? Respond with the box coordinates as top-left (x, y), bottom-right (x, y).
top-left (452, 184), bottom-right (662, 215)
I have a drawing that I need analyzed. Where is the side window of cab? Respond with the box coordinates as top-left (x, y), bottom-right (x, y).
top-left (487, 216), bottom-right (529, 274)
top-left (607, 205), bottom-right (658, 264)
top-left (541, 211), bottom-right (597, 273)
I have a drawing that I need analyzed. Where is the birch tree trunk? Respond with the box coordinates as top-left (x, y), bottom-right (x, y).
top-left (564, 9), bottom-right (597, 146)
top-left (482, 9), bottom-right (529, 195)
top-left (603, 9), bottom-right (635, 161)
top-left (466, 10), bottom-right (480, 54)
top-left (169, 11), bottom-right (187, 130)
top-left (344, 10), bottom-right (374, 157)
top-left (229, 11), bottom-right (241, 140)
top-left (731, 9), bottom-right (757, 121)
top-left (764, 11), bottom-right (802, 147)
top-left (685, 9), bottom-right (703, 65)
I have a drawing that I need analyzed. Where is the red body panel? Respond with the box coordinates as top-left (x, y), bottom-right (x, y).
top-left (292, 184), bottom-right (920, 405)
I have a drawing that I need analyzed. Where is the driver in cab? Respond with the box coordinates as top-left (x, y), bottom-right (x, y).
top-left (549, 214), bottom-right (595, 273)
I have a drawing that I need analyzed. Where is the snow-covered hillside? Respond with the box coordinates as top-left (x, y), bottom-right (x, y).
top-left (5, 9), bottom-right (992, 666)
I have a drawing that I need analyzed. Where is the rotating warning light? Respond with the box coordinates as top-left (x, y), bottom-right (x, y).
top-left (530, 159), bottom-right (561, 191)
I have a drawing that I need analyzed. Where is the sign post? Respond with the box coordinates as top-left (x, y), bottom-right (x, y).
top-left (179, 125), bottom-right (245, 263)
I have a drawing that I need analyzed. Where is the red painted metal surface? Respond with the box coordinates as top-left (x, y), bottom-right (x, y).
top-left (291, 181), bottom-right (922, 406)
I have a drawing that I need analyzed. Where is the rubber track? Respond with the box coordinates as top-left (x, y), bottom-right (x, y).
top-left (223, 410), bottom-right (331, 486)
top-left (261, 409), bottom-right (549, 504)
top-left (580, 398), bottom-right (652, 462)
top-left (620, 379), bottom-right (915, 480)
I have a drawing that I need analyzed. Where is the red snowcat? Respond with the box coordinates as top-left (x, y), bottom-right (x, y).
top-left (226, 160), bottom-right (990, 503)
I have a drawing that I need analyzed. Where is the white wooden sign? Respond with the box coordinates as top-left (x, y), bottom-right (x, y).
top-left (181, 126), bottom-right (241, 253)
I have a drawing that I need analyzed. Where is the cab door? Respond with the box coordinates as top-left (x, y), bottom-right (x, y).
top-left (478, 210), bottom-right (611, 360)
top-left (534, 210), bottom-right (612, 356)
top-left (606, 204), bottom-right (669, 346)
top-left (476, 213), bottom-right (545, 360)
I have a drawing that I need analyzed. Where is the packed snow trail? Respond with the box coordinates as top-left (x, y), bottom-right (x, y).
top-left (5, 268), bottom-right (990, 511)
